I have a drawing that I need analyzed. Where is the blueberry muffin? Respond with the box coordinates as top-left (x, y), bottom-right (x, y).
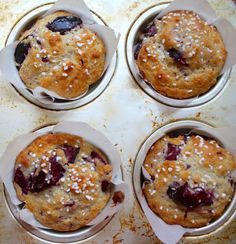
top-left (143, 134), bottom-right (235, 227)
top-left (13, 133), bottom-right (112, 231)
top-left (15, 11), bottom-right (106, 99)
top-left (135, 10), bottom-right (227, 99)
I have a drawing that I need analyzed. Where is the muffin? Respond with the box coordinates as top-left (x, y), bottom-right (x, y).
top-left (15, 11), bottom-right (106, 99)
top-left (13, 133), bottom-right (112, 231)
top-left (135, 10), bottom-right (227, 99)
top-left (143, 134), bottom-right (235, 228)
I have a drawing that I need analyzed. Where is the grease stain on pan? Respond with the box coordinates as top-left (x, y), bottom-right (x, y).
top-left (128, 158), bottom-right (134, 168)
top-left (113, 201), bottom-right (159, 243)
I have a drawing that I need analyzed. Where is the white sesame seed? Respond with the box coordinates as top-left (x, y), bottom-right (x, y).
top-left (168, 167), bottom-right (173, 172)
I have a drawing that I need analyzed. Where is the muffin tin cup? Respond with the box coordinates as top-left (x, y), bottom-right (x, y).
top-left (0, 0), bottom-right (119, 110)
top-left (133, 120), bottom-right (236, 243)
top-left (0, 121), bottom-right (129, 243)
top-left (126, 0), bottom-right (236, 108)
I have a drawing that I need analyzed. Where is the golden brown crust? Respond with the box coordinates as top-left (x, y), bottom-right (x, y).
top-left (136, 10), bottom-right (227, 99)
top-left (143, 135), bottom-right (235, 228)
top-left (14, 133), bottom-right (112, 231)
top-left (17, 11), bottom-right (106, 99)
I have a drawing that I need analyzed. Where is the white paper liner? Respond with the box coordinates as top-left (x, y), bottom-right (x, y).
top-left (0, 121), bottom-right (129, 230)
top-left (0, 0), bottom-right (119, 104)
top-left (138, 126), bottom-right (236, 244)
top-left (156, 0), bottom-right (236, 75)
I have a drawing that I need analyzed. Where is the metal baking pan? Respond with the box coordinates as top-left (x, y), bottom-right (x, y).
top-left (0, 0), bottom-right (235, 243)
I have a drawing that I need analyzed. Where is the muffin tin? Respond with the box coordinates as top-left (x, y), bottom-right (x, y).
top-left (5, 3), bottom-right (117, 110)
top-left (126, 2), bottom-right (231, 108)
top-left (0, 0), bottom-right (236, 243)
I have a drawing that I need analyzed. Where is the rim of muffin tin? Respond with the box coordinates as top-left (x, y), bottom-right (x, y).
top-left (133, 120), bottom-right (236, 236)
top-left (3, 124), bottom-right (123, 243)
top-left (5, 2), bottom-right (117, 111)
top-left (126, 2), bottom-right (231, 108)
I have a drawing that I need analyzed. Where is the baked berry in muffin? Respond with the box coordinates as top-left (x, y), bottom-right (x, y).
top-left (143, 134), bottom-right (235, 227)
top-left (13, 133), bottom-right (112, 231)
top-left (15, 11), bottom-right (106, 99)
top-left (135, 10), bottom-right (227, 99)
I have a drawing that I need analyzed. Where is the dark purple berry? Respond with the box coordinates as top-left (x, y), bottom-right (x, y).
top-left (41, 56), bottom-right (49, 63)
top-left (150, 175), bottom-right (155, 181)
top-left (90, 151), bottom-right (107, 164)
top-left (186, 164), bottom-right (191, 169)
top-left (64, 200), bottom-right (75, 207)
top-left (167, 182), bottom-right (214, 209)
top-left (168, 48), bottom-right (187, 65)
top-left (183, 134), bottom-right (189, 143)
top-left (134, 41), bottom-right (142, 60)
top-left (144, 22), bottom-right (157, 38)
top-left (29, 171), bottom-right (47, 193)
top-left (46, 16), bottom-right (82, 35)
top-left (49, 156), bottom-right (66, 185)
top-left (14, 168), bottom-right (29, 194)
top-left (15, 41), bottom-right (31, 67)
top-left (61, 145), bottom-right (80, 164)
top-left (165, 143), bottom-right (181, 160)
top-left (101, 180), bottom-right (110, 192)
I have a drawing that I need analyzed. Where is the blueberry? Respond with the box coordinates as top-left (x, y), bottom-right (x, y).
top-left (64, 200), bottom-right (75, 207)
top-left (90, 151), bottom-right (107, 164)
top-left (167, 182), bottom-right (214, 208)
top-left (186, 164), bottom-right (191, 169)
top-left (61, 145), bottom-right (80, 164)
top-left (101, 180), bottom-right (110, 192)
top-left (183, 134), bottom-right (189, 143)
top-left (49, 156), bottom-right (66, 185)
top-left (14, 156), bottom-right (66, 194)
top-left (15, 41), bottom-right (31, 67)
top-left (133, 21), bottom-right (157, 60)
top-left (41, 56), bottom-right (49, 63)
top-left (14, 168), bottom-right (29, 194)
top-left (29, 170), bottom-right (47, 193)
top-left (168, 48), bottom-right (187, 65)
top-left (134, 41), bottom-right (142, 60)
top-left (167, 181), bottom-right (181, 199)
top-left (46, 16), bottom-right (82, 35)
top-left (150, 175), bottom-right (155, 181)
top-left (165, 143), bottom-right (182, 160)
top-left (144, 22), bottom-right (157, 38)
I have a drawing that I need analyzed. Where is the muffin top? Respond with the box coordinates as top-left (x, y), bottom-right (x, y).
top-left (143, 134), bottom-right (235, 228)
top-left (15, 11), bottom-right (106, 99)
top-left (136, 10), bottom-right (227, 99)
top-left (13, 133), bottom-right (112, 231)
